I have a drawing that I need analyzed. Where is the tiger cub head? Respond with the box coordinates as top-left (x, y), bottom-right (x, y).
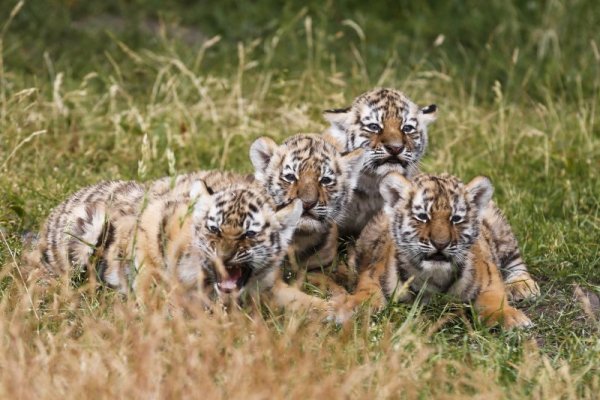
top-left (188, 180), bottom-right (302, 295)
top-left (380, 173), bottom-right (493, 268)
top-left (324, 88), bottom-right (437, 177)
top-left (249, 134), bottom-right (364, 233)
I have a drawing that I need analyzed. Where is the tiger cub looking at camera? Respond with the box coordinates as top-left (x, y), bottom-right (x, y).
top-left (331, 173), bottom-right (532, 329)
top-left (249, 134), bottom-right (364, 276)
top-left (24, 172), bottom-right (326, 311)
top-left (323, 88), bottom-right (539, 301)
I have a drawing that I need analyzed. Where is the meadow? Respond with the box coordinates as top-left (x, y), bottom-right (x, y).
top-left (0, 1), bottom-right (598, 398)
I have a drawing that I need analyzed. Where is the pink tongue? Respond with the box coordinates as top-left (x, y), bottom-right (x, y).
top-left (219, 279), bottom-right (237, 291)
top-left (218, 268), bottom-right (242, 291)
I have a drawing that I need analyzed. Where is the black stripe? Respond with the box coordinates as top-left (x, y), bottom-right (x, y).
top-left (158, 212), bottom-right (169, 261)
top-left (42, 249), bottom-right (50, 265)
top-left (485, 261), bottom-right (493, 287)
top-left (503, 252), bottom-right (522, 268)
top-left (92, 222), bottom-right (115, 256)
top-left (89, 222), bottom-right (115, 282)
top-left (324, 107), bottom-right (350, 114)
top-left (96, 260), bottom-right (108, 284)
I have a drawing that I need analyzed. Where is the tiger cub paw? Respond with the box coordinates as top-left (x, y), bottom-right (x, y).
top-left (506, 274), bottom-right (540, 301)
top-left (484, 306), bottom-right (533, 329)
top-left (326, 295), bottom-right (357, 325)
top-left (500, 307), bottom-right (533, 329)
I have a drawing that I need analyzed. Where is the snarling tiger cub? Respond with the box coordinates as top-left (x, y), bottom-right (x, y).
top-left (323, 87), bottom-right (539, 301)
top-left (331, 173), bottom-right (532, 329)
top-left (24, 172), bottom-right (327, 311)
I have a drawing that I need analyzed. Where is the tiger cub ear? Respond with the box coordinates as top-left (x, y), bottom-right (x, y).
top-left (250, 137), bottom-right (278, 178)
top-left (465, 176), bottom-right (494, 211)
top-left (380, 172), bottom-right (411, 208)
top-left (190, 179), bottom-right (210, 199)
top-left (275, 199), bottom-right (303, 243)
top-left (419, 104), bottom-right (438, 126)
top-left (190, 180), bottom-right (213, 218)
top-left (324, 107), bottom-right (352, 150)
top-left (323, 107), bottom-right (351, 127)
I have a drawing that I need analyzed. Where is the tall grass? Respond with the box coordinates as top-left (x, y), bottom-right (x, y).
top-left (1, 263), bottom-right (598, 399)
top-left (0, 1), bottom-right (599, 398)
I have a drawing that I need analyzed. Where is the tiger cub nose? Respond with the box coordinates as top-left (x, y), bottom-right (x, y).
top-left (384, 144), bottom-right (404, 155)
top-left (431, 238), bottom-right (450, 251)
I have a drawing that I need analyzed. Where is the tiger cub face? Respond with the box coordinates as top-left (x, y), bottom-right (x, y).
top-left (249, 134), bottom-right (364, 233)
top-left (189, 181), bottom-right (302, 295)
top-left (324, 88), bottom-right (437, 177)
top-left (380, 173), bottom-right (493, 271)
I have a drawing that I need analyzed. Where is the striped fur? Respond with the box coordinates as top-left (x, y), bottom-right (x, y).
top-left (323, 88), bottom-right (436, 238)
top-left (323, 87), bottom-right (539, 301)
top-left (332, 173), bottom-right (532, 329)
top-left (250, 134), bottom-right (364, 270)
top-left (25, 173), bottom-right (328, 311)
top-left (24, 180), bottom-right (148, 280)
top-left (480, 203), bottom-right (539, 299)
top-left (149, 170), bottom-right (255, 200)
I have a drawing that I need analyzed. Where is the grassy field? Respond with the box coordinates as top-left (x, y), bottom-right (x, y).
top-left (1, 0), bottom-right (599, 398)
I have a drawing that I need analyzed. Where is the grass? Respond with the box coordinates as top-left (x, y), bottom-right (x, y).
top-left (0, 0), bottom-right (599, 398)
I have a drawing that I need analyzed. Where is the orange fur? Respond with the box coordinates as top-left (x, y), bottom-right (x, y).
top-left (331, 173), bottom-right (532, 329)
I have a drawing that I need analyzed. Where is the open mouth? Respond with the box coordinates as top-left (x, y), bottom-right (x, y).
top-left (376, 157), bottom-right (409, 168)
top-left (217, 264), bottom-right (252, 293)
top-left (424, 253), bottom-right (451, 262)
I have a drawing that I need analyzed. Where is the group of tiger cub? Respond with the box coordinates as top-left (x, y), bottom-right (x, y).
top-left (24, 88), bottom-right (540, 329)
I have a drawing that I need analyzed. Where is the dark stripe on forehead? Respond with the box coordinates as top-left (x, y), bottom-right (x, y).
top-left (215, 188), bottom-right (270, 226)
top-left (356, 88), bottom-right (415, 119)
top-left (216, 199), bottom-right (228, 209)
top-left (282, 137), bottom-right (339, 172)
top-left (284, 135), bottom-right (333, 152)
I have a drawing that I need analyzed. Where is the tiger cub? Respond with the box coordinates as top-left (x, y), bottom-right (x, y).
top-left (249, 134), bottom-right (364, 272)
top-left (24, 173), bottom-right (326, 311)
top-left (323, 87), bottom-right (539, 301)
top-left (331, 173), bottom-right (532, 329)
top-left (23, 180), bottom-right (147, 281)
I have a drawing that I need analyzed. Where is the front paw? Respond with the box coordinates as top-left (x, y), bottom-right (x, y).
top-left (501, 307), bottom-right (533, 329)
top-left (326, 295), bottom-right (357, 325)
top-left (506, 274), bottom-right (540, 301)
top-left (483, 306), bottom-right (533, 329)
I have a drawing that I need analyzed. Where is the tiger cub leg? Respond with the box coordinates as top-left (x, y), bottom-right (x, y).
top-left (330, 260), bottom-right (387, 324)
top-left (484, 204), bottom-right (540, 301)
top-left (505, 273), bottom-right (540, 302)
top-left (269, 272), bottom-right (329, 313)
top-left (301, 235), bottom-right (357, 297)
top-left (473, 253), bottom-right (532, 329)
top-left (499, 240), bottom-right (539, 301)
top-left (305, 272), bottom-right (348, 296)
top-left (298, 223), bottom-right (339, 270)
top-left (290, 223), bottom-right (349, 298)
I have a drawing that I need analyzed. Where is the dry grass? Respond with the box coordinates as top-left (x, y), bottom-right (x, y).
top-left (1, 260), bottom-right (597, 399)
top-left (0, 1), bottom-right (599, 398)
